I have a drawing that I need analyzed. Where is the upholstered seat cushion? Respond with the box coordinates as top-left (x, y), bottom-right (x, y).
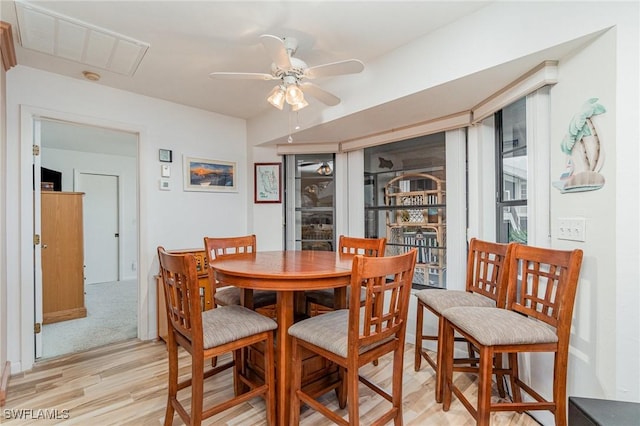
top-left (215, 286), bottom-right (277, 308)
top-left (201, 305), bottom-right (277, 349)
top-left (305, 287), bottom-right (366, 308)
top-left (442, 306), bottom-right (558, 346)
top-left (415, 289), bottom-right (495, 314)
top-left (288, 309), bottom-right (392, 358)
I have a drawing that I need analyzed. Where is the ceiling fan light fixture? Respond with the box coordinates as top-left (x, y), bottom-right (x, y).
top-left (316, 162), bottom-right (332, 176)
top-left (210, 34), bottom-right (365, 112)
top-left (291, 98), bottom-right (308, 112)
top-left (267, 85), bottom-right (286, 110)
top-left (285, 84), bottom-right (304, 105)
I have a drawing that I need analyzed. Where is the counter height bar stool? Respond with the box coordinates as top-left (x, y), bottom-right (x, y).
top-left (304, 235), bottom-right (387, 316)
top-left (414, 238), bottom-right (515, 402)
top-left (203, 235), bottom-right (278, 376)
top-left (204, 235), bottom-right (277, 311)
top-left (441, 244), bottom-right (583, 426)
top-left (157, 247), bottom-right (277, 426)
top-left (289, 249), bottom-right (417, 426)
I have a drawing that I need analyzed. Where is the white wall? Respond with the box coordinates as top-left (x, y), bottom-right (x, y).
top-left (42, 147), bottom-right (138, 281)
top-left (249, 145), bottom-right (285, 250)
top-left (463, 13), bottom-right (638, 424)
top-left (5, 65), bottom-right (248, 372)
top-left (549, 26), bottom-right (638, 405)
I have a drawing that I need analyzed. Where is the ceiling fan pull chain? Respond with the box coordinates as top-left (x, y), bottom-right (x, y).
top-left (288, 112), bottom-right (293, 143)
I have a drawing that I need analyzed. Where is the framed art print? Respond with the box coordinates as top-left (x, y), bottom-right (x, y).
top-left (183, 156), bottom-right (236, 192)
top-left (254, 162), bottom-right (281, 203)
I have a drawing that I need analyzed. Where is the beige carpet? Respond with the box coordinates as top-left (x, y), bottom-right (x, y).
top-left (41, 279), bottom-right (137, 359)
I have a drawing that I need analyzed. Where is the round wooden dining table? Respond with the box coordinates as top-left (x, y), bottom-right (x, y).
top-left (210, 250), bottom-right (354, 426)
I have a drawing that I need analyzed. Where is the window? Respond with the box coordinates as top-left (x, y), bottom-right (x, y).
top-left (363, 134), bottom-right (447, 289)
top-left (286, 154), bottom-right (335, 251)
top-left (495, 97), bottom-right (527, 243)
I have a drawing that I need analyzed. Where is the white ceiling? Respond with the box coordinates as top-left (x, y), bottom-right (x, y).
top-left (2, 1), bottom-right (491, 117)
top-left (2, 1), bottom-right (599, 148)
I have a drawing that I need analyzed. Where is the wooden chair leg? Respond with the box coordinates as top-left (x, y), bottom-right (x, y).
top-left (336, 366), bottom-right (347, 409)
top-left (435, 317), bottom-right (445, 403)
top-left (508, 352), bottom-right (522, 404)
top-left (476, 345), bottom-right (493, 426)
top-left (393, 345), bottom-right (404, 425)
top-left (466, 341), bottom-right (477, 367)
top-left (441, 319), bottom-right (454, 412)
top-left (289, 338), bottom-right (302, 426)
top-left (264, 333), bottom-right (276, 426)
top-left (414, 300), bottom-right (424, 371)
top-left (494, 353), bottom-right (506, 398)
top-left (190, 351), bottom-right (205, 426)
top-left (554, 352), bottom-right (568, 426)
top-left (164, 335), bottom-right (178, 426)
top-left (233, 349), bottom-right (243, 397)
top-left (347, 362), bottom-right (360, 424)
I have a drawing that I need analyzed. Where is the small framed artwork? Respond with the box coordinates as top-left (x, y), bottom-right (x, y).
top-left (159, 149), bottom-right (172, 163)
top-left (183, 156), bottom-right (236, 192)
top-left (254, 162), bottom-right (281, 203)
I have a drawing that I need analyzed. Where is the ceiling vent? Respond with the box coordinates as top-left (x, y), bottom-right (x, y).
top-left (15, 0), bottom-right (149, 76)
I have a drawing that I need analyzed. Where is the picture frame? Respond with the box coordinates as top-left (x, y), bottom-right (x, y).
top-left (183, 156), bottom-right (237, 192)
top-left (159, 149), bottom-right (172, 163)
top-left (254, 162), bottom-right (282, 203)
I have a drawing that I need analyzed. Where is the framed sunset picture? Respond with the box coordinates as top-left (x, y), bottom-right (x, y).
top-left (183, 156), bottom-right (237, 192)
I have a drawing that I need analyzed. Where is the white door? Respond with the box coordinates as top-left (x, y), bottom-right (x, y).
top-left (77, 173), bottom-right (119, 284)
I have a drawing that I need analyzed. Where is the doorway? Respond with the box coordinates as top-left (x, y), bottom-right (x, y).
top-left (36, 118), bottom-right (139, 359)
top-left (76, 172), bottom-right (120, 284)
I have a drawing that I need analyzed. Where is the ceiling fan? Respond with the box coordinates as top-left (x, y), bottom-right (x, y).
top-left (209, 34), bottom-right (364, 111)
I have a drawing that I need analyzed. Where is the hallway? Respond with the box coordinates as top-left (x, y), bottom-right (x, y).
top-left (41, 279), bottom-right (137, 359)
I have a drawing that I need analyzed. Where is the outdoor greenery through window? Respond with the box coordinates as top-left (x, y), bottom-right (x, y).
top-left (364, 133), bottom-right (447, 289)
top-left (495, 97), bottom-right (527, 243)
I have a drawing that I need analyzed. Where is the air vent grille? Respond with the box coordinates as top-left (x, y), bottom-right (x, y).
top-left (15, 0), bottom-right (149, 76)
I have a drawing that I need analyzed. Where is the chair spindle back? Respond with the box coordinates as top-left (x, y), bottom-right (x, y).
top-left (157, 246), bottom-right (202, 344)
top-left (506, 244), bottom-right (583, 332)
top-left (350, 249), bottom-right (417, 349)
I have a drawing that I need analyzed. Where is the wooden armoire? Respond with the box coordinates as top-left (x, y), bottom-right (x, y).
top-left (41, 191), bottom-right (87, 324)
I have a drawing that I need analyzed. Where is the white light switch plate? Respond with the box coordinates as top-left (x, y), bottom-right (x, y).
top-left (558, 217), bottom-right (586, 242)
top-left (161, 164), bottom-right (171, 177)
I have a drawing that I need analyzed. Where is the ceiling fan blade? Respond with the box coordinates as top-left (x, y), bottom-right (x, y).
top-left (300, 82), bottom-right (341, 106)
top-left (259, 34), bottom-right (292, 71)
top-left (208, 72), bottom-right (276, 81)
top-left (304, 59), bottom-right (364, 79)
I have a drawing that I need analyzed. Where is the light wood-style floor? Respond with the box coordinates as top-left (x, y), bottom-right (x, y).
top-left (4, 338), bottom-right (540, 425)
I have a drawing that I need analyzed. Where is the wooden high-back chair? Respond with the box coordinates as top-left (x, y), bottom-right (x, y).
top-left (289, 249), bottom-right (417, 425)
top-left (157, 246), bottom-right (277, 425)
top-left (414, 238), bottom-right (515, 401)
top-left (203, 235), bottom-right (276, 311)
top-left (441, 244), bottom-right (583, 426)
top-left (305, 235), bottom-right (386, 316)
